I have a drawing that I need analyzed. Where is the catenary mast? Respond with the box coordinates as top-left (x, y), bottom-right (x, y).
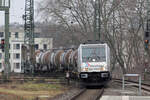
top-left (23, 0), bottom-right (35, 73)
top-left (93, 0), bottom-right (101, 40)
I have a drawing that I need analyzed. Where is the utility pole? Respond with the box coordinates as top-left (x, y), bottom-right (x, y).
top-left (23, 0), bottom-right (35, 74)
top-left (0, 0), bottom-right (10, 79)
top-left (93, 0), bottom-right (101, 40)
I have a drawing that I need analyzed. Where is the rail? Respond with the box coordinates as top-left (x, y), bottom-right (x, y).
top-left (71, 88), bottom-right (104, 100)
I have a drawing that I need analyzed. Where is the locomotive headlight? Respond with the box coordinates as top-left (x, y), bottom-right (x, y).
top-left (80, 74), bottom-right (88, 78)
top-left (101, 73), bottom-right (109, 78)
top-left (92, 59), bottom-right (96, 62)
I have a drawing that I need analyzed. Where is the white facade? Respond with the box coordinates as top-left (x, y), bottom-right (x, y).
top-left (0, 28), bottom-right (53, 73)
top-left (10, 40), bottom-right (23, 73)
top-left (34, 38), bottom-right (53, 50)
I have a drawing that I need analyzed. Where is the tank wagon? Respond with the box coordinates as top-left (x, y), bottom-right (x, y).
top-left (34, 49), bottom-right (78, 73)
top-left (33, 42), bottom-right (111, 86)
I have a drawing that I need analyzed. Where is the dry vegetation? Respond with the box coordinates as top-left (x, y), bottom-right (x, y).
top-left (0, 82), bottom-right (68, 100)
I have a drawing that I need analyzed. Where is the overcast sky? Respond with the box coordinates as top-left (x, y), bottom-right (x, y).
top-left (0, 0), bottom-right (40, 26)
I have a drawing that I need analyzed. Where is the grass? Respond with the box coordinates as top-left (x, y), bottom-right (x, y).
top-left (0, 82), bottom-right (67, 100)
top-left (18, 82), bottom-right (63, 91)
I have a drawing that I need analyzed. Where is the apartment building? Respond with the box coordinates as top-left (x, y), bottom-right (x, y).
top-left (0, 27), bottom-right (53, 73)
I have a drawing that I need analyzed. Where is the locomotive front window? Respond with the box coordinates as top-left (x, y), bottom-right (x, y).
top-left (82, 46), bottom-right (106, 62)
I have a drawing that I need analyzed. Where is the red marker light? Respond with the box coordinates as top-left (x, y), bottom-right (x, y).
top-left (1, 39), bottom-right (4, 44)
top-left (145, 40), bottom-right (149, 43)
top-left (1, 39), bottom-right (5, 52)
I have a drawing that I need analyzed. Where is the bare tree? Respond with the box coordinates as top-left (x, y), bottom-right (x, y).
top-left (37, 0), bottom-right (147, 74)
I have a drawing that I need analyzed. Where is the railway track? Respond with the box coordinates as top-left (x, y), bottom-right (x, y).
top-left (71, 87), bottom-right (104, 100)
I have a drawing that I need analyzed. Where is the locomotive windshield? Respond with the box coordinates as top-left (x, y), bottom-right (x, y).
top-left (82, 45), bottom-right (106, 62)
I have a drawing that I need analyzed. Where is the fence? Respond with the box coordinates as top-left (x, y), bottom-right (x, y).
top-left (122, 74), bottom-right (141, 95)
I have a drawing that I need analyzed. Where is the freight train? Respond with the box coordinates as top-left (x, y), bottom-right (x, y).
top-left (22, 42), bottom-right (111, 86)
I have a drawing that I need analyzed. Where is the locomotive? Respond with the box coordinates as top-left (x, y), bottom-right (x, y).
top-left (23, 42), bottom-right (111, 86)
top-left (77, 43), bottom-right (111, 85)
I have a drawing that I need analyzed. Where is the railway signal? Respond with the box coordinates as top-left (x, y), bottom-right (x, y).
top-left (145, 0), bottom-right (150, 49)
top-left (1, 39), bottom-right (5, 52)
top-left (144, 31), bottom-right (150, 49)
top-left (144, 39), bottom-right (149, 49)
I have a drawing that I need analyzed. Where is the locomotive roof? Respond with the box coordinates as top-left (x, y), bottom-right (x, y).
top-left (82, 40), bottom-right (105, 44)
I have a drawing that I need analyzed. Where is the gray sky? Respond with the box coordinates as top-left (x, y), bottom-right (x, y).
top-left (0, 0), bottom-right (40, 26)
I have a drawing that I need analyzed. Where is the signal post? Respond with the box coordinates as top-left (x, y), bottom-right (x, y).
top-left (0, 0), bottom-right (10, 79)
top-left (145, 0), bottom-right (150, 55)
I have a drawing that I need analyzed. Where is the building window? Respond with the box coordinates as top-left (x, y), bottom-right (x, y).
top-left (16, 54), bottom-right (20, 59)
top-left (16, 44), bottom-right (20, 49)
top-left (14, 53), bottom-right (20, 59)
top-left (35, 44), bottom-right (39, 50)
top-left (13, 44), bottom-right (20, 49)
top-left (9, 32), bottom-right (11, 37)
top-left (0, 53), bottom-right (2, 59)
top-left (14, 63), bottom-right (20, 69)
top-left (0, 63), bottom-right (2, 69)
top-left (9, 44), bottom-right (10, 49)
top-left (43, 44), bottom-right (47, 50)
top-left (0, 32), bottom-right (4, 37)
top-left (16, 63), bottom-right (20, 69)
top-left (9, 53), bottom-right (11, 58)
top-left (15, 32), bottom-right (19, 38)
